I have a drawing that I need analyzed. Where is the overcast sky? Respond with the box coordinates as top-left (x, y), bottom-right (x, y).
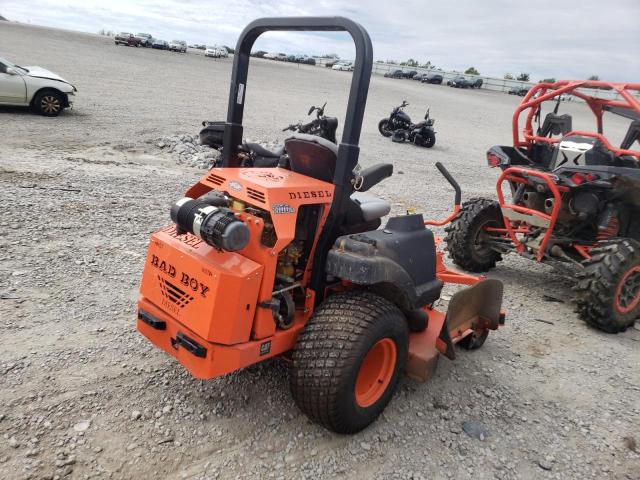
top-left (1, 0), bottom-right (638, 81)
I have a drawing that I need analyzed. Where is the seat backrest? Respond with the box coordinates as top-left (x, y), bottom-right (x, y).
top-left (621, 120), bottom-right (640, 150)
top-left (538, 113), bottom-right (573, 138)
top-left (284, 133), bottom-right (338, 183)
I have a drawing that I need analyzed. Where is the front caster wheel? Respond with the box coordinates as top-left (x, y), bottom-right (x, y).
top-left (457, 329), bottom-right (489, 350)
top-left (290, 291), bottom-right (408, 433)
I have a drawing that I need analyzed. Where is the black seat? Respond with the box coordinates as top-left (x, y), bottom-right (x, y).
top-left (621, 120), bottom-right (640, 151)
top-left (245, 142), bottom-right (285, 158)
top-left (538, 113), bottom-right (573, 138)
top-left (285, 133), bottom-right (391, 231)
top-left (285, 133), bottom-right (338, 182)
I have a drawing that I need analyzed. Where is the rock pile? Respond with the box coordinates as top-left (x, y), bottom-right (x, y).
top-left (155, 133), bottom-right (220, 169)
top-left (156, 133), bottom-right (285, 169)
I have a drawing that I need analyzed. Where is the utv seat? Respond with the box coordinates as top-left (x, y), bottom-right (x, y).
top-left (538, 113), bottom-right (573, 138)
top-left (285, 133), bottom-right (392, 229)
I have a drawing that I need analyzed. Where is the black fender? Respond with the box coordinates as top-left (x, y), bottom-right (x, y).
top-left (325, 215), bottom-right (443, 311)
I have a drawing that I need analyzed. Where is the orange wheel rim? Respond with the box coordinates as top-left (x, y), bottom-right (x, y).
top-left (355, 338), bottom-right (397, 408)
top-left (615, 265), bottom-right (640, 314)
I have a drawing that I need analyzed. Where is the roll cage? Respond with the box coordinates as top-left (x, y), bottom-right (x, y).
top-left (514, 80), bottom-right (640, 160)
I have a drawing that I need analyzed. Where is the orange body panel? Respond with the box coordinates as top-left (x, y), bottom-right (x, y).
top-left (140, 225), bottom-right (263, 344)
top-left (183, 167), bottom-right (333, 339)
top-left (137, 296), bottom-right (304, 379)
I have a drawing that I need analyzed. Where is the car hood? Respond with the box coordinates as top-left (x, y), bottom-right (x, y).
top-left (24, 66), bottom-right (71, 85)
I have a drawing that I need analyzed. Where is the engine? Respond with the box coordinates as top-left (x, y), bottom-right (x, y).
top-left (170, 190), bottom-right (318, 331)
top-left (170, 194), bottom-right (250, 252)
top-left (518, 186), bottom-right (618, 241)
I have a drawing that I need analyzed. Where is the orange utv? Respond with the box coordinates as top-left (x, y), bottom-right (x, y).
top-left (137, 16), bottom-right (505, 433)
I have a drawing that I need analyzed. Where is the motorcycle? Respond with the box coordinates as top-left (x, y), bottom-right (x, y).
top-left (199, 103), bottom-right (338, 167)
top-left (282, 102), bottom-right (338, 143)
top-left (378, 101), bottom-right (436, 148)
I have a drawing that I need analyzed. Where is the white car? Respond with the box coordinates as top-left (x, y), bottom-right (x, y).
top-left (205, 46), bottom-right (228, 58)
top-left (263, 52), bottom-right (277, 59)
top-left (169, 40), bottom-right (187, 53)
top-left (332, 62), bottom-right (353, 71)
top-left (0, 57), bottom-right (76, 116)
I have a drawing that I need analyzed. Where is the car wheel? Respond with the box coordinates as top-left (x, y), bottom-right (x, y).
top-left (34, 90), bottom-right (65, 117)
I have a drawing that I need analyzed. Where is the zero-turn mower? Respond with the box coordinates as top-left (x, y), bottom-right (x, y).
top-left (445, 80), bottom-right (640, 333)
top-left (137, 17), bottom-right (504, 433)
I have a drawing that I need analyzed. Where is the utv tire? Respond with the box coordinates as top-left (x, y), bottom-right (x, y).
top-left (378, 118), bottom-right (393, 137)
top-left (290, 291), bottom-right (408, 434)
top-left (34, 90), bottom-right (64, 117)
top-left (445, 198), bottom-right (504, 272)
top-left (575, 238), bottom-right (640, 333)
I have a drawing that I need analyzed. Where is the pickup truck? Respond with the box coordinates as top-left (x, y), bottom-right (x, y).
top-left (114, 32), bottom-right (141, 47)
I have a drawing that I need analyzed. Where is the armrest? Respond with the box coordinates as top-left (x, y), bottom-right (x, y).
top-left (355, 163), bottom-right (393, 191)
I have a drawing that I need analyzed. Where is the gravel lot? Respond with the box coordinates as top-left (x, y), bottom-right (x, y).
top-left (1, 22), bottom-right (639, 480)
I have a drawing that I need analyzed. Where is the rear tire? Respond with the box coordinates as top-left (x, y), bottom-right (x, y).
top-left (34, 90), bottom-right (64, 117)
top-left (378, 119), bottom-right (393, 137)
top-left (290, 291), bottom-right (408, 434)
top-left (575, 238), bottom-right (640, 333)
top-left (445, 198), bottom-right (504, 272)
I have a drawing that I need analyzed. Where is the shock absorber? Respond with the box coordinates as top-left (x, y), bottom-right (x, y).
top-left (596, 205), bottom-right (619, 241)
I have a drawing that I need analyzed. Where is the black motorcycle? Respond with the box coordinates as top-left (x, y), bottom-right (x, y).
top-left (199, 103), bottom-right (338, 167)
top-left (282, 102), bottom-right (338, 143)
top-left (378, 101), bottom-right (436, 148)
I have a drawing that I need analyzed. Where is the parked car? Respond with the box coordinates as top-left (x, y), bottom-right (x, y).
top-left (275, 53), bottom-right (288, 61)
top-left (448, 76), bottom-right (472, 88)
top-left (263, 52), bottom-right (277, 59)
top-left (332, 62), bottom-right (353, 71)
top-left (168, 40), bottom-right (187, 53)
top-left (205, 46), bottom-right (228, 58)
top-left (114, 32), bottom-right (141, 47)
top-left (402, 70), bottom-right (418, 79)
top-left (384, 69), bottom-right (403, 78)
top-left (412, 73), bottom-right (427, 81)
top-left (509, 86), bottom-right (530, 96)
top-left (325, 60), bottom-right (339, 68)
top-left (305, 57), bottom-right (316, 66)
top-left (136, 33), bottom-right (154, 47)
top-left (151, 39), bottom-right (168, 50)
top-left (205, 46), bottom-right (219, 58)
top-left (0, 56), bottom-right (76, 116)
top-left (422, 73), bottom-right (444, 84)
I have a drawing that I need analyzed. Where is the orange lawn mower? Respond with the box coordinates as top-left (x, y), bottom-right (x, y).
top-left (137, 17), bottom-right (504, 434)
top-left (445, 80), bottom-right (640, 333)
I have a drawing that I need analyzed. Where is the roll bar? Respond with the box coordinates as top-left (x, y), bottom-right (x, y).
top-left (219, 17), bottom-right (373, 304)
top-left (221, 16), bottom-right (373, 189)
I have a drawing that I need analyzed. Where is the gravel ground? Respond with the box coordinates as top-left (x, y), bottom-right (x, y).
top-left (1, 22), bottom-right (639, 480)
